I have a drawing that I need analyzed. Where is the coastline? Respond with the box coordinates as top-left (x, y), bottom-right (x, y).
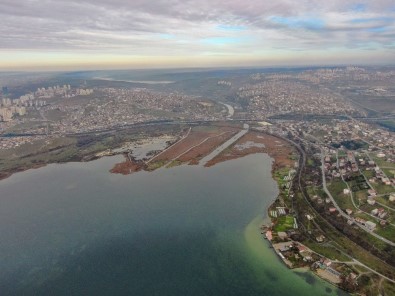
top-left (0, 124), bottom-right (289, 182)
top-left (0, 122), bottom-right (188, 182)
top-left (244, 209), bottom-right (345, 295)
top-left (0, 144), bottom-right (342, 295)
top-left (0, 126), bottom-right (348, 294)
top-left (261, 143), bottom-right (347, 292)
top-left (0, 162), bottom-right (51, 181)
top-left (0, 153), bottom-right (105, 182)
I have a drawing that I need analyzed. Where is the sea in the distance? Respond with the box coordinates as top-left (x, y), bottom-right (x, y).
top-left (0, 153), bottom-right (347, 295)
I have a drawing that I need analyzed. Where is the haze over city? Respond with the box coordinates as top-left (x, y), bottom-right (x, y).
top-left (1, 0), bottom-right (395, 70)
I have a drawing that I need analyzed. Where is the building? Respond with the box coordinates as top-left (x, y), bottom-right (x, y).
top-left (368, 189), bottom-right (377, 197)
top-left (0, 108), bottom-right (13, 121)
top-left (1, 97), bottom-right (11, 106)
top-left (365, 221), bottom-right (377, 231)
top-left (329, 207), bottom-right (337, 214)
top-left (367, 198), bottom-right (376, 205)
top-left (278, 232), bottom-right (288, 240)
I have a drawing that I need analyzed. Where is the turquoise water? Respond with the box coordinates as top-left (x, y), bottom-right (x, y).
top-left (0, 154), bottom-right (346, 295)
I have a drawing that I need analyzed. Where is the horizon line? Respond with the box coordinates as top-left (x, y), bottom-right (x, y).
top-left (1, 63), bottom-right (395, 73)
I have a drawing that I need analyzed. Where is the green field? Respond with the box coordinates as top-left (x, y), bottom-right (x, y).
top-left (376, 196), bottom-right (395, 209)
top-left (383, 168), bottom-right (395, 179)
top-left (362, 169), bottom-right (374, 179)
top-left (371, 182), bottom-right (394, 195)
top-left (378, 120), bottom-right (395, 132)
top-left (273, 215), bottom-right (295, 232)
top-left (370, 153), bottom-right (395, 169)
top-left (327, 180), bottom-right (355, 209)
top-left (296, 191), bottom-right (395, 279)
top-left (146, 160), bottom-right (167, 170)
top-left (376, 225), bottom-right (395, 241)
top-left (303, 240), bottom-right (350, 262)
top-left (362, 168), bottom-right (394, 195)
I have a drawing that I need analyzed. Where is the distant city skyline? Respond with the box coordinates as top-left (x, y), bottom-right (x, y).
top-left (1, 0), bottom-right (395, 70)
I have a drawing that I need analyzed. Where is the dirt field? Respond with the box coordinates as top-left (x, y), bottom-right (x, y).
top-left (110, 129), bottom-right (295, 176)
top-left (176, 131), bottom-right (237, 164)
top-left (151, 126), bottom-right (239, 164)
top-left (110, 158), bottom-right (145, 175)
top-left (205, 131), bottom-right (295, 170)
top-left (110, 124), bottom-right (241, 174)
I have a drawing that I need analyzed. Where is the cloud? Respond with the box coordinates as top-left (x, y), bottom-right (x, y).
top-left (269, 16), bottom-right (325, 30)
top-left (0, 0), bottom-right (394, 69)
top-left (216, 25), bottom-right (247, 32)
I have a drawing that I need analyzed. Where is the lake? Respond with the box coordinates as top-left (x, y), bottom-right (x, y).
top-left (0, 153), bottom-right (346, 295)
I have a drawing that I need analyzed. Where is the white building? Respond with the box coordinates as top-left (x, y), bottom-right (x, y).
top-left (365, 221), bottom-right (377, 231)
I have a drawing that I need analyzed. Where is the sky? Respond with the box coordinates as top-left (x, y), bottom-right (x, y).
top-left (0, 0), bottom-right (395, 70)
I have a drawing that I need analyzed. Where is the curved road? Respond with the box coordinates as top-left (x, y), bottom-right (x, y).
top-left (219, 102), bottom-right (234, 119)
top-left (320, 151), bottom-right (395, 247)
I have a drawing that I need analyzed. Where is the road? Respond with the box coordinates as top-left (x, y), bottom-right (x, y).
top-left (199, 124), bottom-right (249, 165)
top-left (320, 151), bottom-right (395, 247)
top-left (147, 123), bottom-right (248, 167)
top-left (283, 134), bottom-right (395, 282)
top-left (167, 131), bottom-right (232, 165)
top-left (146, 127), bottom-right (191, 164)
top-left (219, 102), bottom-right (234, 119)
top-left (346, 260), bottom-right (395, 284)
top-left (302, 131), bottom-right (395, 245)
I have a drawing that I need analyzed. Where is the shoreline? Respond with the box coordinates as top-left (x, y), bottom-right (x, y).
top-left (0, 153), bottom-right (107, 182)
top-left (0, 126), bottom-right (295, 185)
top-left (0, 127), bottom-right (348, 293)
top-left (2, 124), bottom-right (290, 182)
top-left (244, 209), bottom-right (344, 295)
top-left (262, 145), bottom-right (347, 292)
